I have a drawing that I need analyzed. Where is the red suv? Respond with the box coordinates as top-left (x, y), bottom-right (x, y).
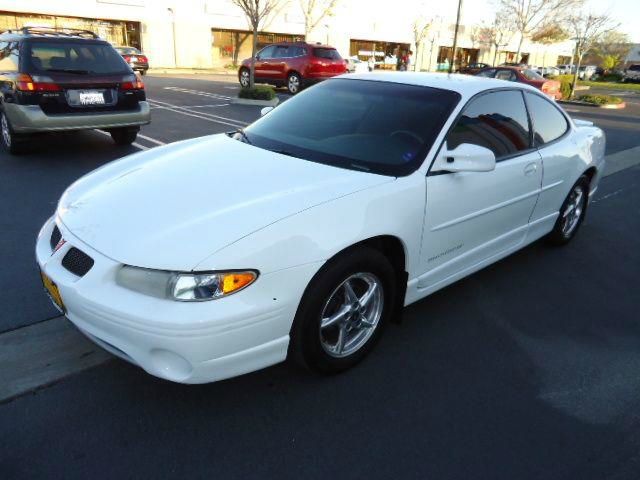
top-left (239, 42), bottom-right (347, 94)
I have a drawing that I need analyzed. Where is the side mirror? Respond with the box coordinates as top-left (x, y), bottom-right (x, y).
top-left (255, 55), bottom-right (261, 61)
top-left (260, 106), bottom-right (274, 117)
top-left (431, 143), bottom-right (496, 173)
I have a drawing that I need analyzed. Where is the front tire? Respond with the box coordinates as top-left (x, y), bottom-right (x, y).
top-left (287, 72), bottom-right (301, 95)
top-left (0, 110), bottom-right (26, 154)
top-left (547, 175), bottom-right (590, 245)
top-left (290, 247), bottom-right (396, 374)
top-left (110, 127), bottom-right (138, 146)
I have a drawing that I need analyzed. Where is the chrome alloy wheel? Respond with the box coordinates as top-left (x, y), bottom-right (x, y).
top-left (319, 272), bottom-right (384, 358)
top-left (1, 113), bottom-right (11, 148)
top-left (561, 185), bottom-right (586, 237)
top-left (240, 69), bottom-right (250, 87)
top-left (288, 75), bottom-right (300, 94)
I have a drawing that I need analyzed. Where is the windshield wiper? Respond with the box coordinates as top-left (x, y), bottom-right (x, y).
top-left (229, 128), bottom-right (252, 145)
top-left (45, 68), bottom-right (91, 74)
top-left (269, 148), bottom-right (297, 158)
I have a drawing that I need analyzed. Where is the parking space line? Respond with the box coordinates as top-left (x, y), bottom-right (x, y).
top-left (163, 86), bottom-right (232, 101)
top-left (94, 129), bottom-right (149, 150)
top-left (147, 98), bottom-right (248, 128)
top-left (137, 133), bottom-right (166, 146)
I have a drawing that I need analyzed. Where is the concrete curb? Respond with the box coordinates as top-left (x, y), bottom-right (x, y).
top-left (559, 100), bottom-right (626, 109)
top-left (148, 68), bottom-right (234, 76)
top-left (232, 97), bottom-right (280, 107)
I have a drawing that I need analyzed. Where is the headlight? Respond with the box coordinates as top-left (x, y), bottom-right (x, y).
top-left (116, 266), bottom-right (258, 301)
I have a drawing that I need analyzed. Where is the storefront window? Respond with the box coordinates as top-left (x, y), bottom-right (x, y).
top-left (212, 29), bottom-right (303, 67)
top-left (349, 39), bottom-right (409, 70)
top-left (0, 12), bottom-right (141, 49)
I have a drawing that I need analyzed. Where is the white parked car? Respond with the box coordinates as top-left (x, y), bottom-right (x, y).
top-left (623, 64), bottom-right (640, 82)
top-left (345, 56), bottom-right (369, 74)
top-left (37, 73), bottom-right (605, 384)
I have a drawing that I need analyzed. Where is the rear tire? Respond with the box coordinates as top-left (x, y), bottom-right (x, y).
top-left (0, 110), bottom-right (27, 154)
top-left (289, 247), bottom-right (396, 374)
top-left (239, 68), bottom-right (250, 88)
top-left (547, 175), bottom-right (590, 245)
top-left (110, 127), bottom-right (138, 146)
top-left (287, 72), bottom-right (302, 95)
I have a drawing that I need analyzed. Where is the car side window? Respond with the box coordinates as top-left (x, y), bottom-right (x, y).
top-left (495, 69), bottom-right (516, 81)
top-left (274, 45), bottom-right (289, 58)
top-left (290, 46), bottom-right (305, 57)
top-left (258, 46), bottom-right (276, 59)
top-left (476, 68), bottom-right (496, 77)
top-left (525, 92), bottom-right (569, 145)
top-left (447, 90), bottom-right (531, 161)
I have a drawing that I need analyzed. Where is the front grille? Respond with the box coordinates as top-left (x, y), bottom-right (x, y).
top-left (50, 225), bottom-right (61, 251)
top-left (61, 247), bottom-right (94, 277)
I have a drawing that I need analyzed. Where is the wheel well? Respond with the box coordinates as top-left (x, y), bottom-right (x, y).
top-left (583, 166), bottom-right (597, 183)
top-left (287, 70), bottom-right (301, 79)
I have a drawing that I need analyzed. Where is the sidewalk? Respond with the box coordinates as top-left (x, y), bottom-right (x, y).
top-left (147, 67), bottom-right (236, 76)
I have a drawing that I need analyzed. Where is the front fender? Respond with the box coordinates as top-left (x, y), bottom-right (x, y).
top-left (195, 175), bottom-right (426, 279)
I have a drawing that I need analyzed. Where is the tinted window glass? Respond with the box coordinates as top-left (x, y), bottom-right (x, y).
top-left (313, 48), bottom-right (341, 60)
top-left (476, 68), bottom-right (496, 77)
top-left (274, 45), bottom-right (289, 58)
top-left (243, 79), bottom-right (460, 176)
top-left (291, 46), bottom-right (305, 57)
top-left (24, 41), bottom-right (128, 74)
top-left (115, 47), bottom-right (141, 55)
top-left (259, 46), bottom-right (276, 59)
top-left (495, 69), bottom-right (516, 81)
top-left (447, 90), bottom-right (531, 160)
top-left (629, 64), bottom-right (640, 71)
top-left (525, 92), bottom-right (569, 145)
top-left (522, 69), bottom-right (543, 80)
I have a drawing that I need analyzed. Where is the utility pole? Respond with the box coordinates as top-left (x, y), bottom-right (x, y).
top-left (168, 7), bottom-right (178, 68)
top-left (449, 0), bottom-right (463, 74)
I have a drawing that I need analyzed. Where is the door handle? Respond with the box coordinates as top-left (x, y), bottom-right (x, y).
top-left (524, 163), bottom-right (538, 176)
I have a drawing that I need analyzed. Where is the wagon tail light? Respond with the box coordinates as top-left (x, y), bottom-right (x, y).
top-left (123, 55), bottom-right (131, 62)
top-left (16, 73), bottom-right (61, 92)
top-left (139, 55), bottom-right (148, 63)
top-left (120, 74), bottom-right (144, 90)
top-left (542, 81), bottom-right (559, 93)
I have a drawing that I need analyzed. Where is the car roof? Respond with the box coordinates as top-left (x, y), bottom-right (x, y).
top-left (342, 71), bottom-right (543, 98)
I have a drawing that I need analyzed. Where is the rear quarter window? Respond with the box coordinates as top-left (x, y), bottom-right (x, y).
top-left (525, 92), bottom-right (569, 145)
top-left (0, 41), bottom-right (19, 72)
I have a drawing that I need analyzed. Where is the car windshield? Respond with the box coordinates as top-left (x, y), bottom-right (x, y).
top-left (521, 69), bottom-right (543, 80)
top-left (242, 79), bottom-right (460, 176)
top-left (116, 47), bottom-right (141, 55)
top-left (24, 41), bottom-right (129, 74)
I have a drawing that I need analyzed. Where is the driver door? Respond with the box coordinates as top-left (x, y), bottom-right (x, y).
top-left (417, 89), bottom-right (542, 291)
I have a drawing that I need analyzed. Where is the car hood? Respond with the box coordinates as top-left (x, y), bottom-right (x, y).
top-left (58, 134), bottom-right (392, 270)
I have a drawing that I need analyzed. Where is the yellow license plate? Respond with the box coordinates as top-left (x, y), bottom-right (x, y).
top-left (40, 270), bottom-right (65, 313)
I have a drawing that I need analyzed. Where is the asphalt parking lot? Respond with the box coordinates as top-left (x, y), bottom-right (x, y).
top-left (1, 75), bottom-right (640, 479)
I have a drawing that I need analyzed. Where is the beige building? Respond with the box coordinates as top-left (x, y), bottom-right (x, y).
top-left (2, 0), bottom-right (574, 71)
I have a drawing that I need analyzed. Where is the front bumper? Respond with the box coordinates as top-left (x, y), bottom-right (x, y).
top-left (36, 216), bottom-right (321, 384)
top-left (5, 101), bottom-right (151, 133)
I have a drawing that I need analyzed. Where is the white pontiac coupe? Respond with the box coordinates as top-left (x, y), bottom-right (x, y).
top-left (37, 73), bottom-right (605, 384)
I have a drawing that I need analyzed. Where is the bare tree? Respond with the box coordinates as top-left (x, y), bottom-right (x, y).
top-left (412, 17), bottom-right (431, 72)
top-left (567, 11), bottom-right (618, 97)
top-left (299, 0), bottom-right (339, 38)
top-left (500, 0), bottom-right (583, 60)
top-left (231, 0), bottom-right (289, 88)
top-left (478, 13), bottom-right (514, 66)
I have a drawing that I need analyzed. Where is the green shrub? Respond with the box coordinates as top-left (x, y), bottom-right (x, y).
top-left (238, 85), bottom-right (276, 101)
top-left (578, 94), bottom-right (623, 105)
top-left (597, 73), bottom-right (624, 82)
